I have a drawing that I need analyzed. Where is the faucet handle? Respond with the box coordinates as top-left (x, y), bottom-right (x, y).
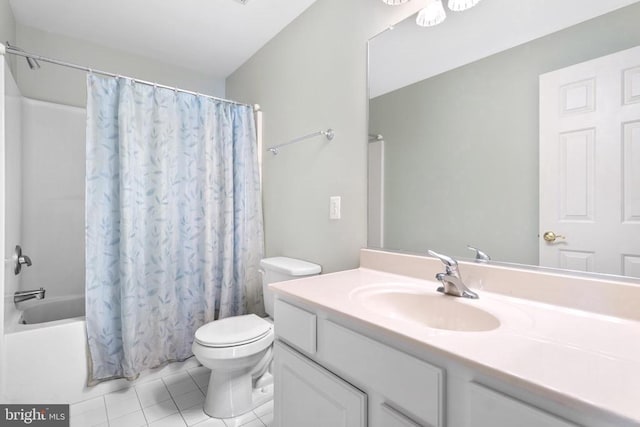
top-left (427, 250), bottom-right (458, 268)
top-left (14, 245), bottom-right (33, 275)
top-left (467, 245), bottom-right (491, 262)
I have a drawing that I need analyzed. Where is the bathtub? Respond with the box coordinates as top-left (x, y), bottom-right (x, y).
top-left (19, 294), bottom-right (85, 325)
top-left (4, 295), bottom-right (199, 404)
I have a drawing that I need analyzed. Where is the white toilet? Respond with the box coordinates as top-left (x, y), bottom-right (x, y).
top-left (192, 257), bottom-right (321, 418)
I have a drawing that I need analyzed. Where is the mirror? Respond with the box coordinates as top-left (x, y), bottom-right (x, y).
top-left (368, 0), bottom-right (640, 279)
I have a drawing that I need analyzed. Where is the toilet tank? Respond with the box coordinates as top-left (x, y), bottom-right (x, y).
top-left (260, 257), bottom-right (321, 317)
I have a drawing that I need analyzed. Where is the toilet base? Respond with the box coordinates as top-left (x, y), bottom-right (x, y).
top-left (203, 370), bottom-right (273, 419)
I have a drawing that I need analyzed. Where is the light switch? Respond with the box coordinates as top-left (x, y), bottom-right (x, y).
top-left (329, 196), bottom-right (341, 220)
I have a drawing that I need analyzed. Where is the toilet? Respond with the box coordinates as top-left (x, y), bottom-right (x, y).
top-left (192, 257), bottom-right (321, 418)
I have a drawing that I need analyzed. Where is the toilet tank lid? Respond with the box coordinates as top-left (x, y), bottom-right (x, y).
top-left (260, 257), bottom-right (321, 276)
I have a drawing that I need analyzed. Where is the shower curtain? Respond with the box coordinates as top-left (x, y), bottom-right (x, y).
top-left (85, 74), bottom-right (264, 384)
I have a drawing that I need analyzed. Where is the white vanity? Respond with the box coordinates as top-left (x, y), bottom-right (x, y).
top-left (270, 249), bottom-right (640, 427)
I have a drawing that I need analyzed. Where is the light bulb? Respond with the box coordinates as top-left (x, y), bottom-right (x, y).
top-left (447, 0), bottom-right (482, 12)
top-left (416, 0), bottom-right (447, 27)
top-left (381, 0), bottom-right (411, 5)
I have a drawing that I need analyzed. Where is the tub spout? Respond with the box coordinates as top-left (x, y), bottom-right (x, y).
top-left (14, 287), bottom-right (46, 304)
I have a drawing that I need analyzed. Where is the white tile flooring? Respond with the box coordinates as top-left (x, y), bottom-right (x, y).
top-left (70, 366), bottom-right (273, 427)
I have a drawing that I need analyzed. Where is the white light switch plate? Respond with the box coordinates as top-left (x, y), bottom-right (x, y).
top-left (330, 196), bottom-right (341, 220)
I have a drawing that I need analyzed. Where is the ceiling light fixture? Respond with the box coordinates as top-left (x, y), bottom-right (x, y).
top-left (381, 0), bottom-right (483, 28)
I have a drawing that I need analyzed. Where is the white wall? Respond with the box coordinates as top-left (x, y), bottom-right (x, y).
top-left (15, 23), bottom-right (226, 108)
top-left (20, 98), bottom-right (85, 298)
top-left (226, 0), bottom-right (422, 273)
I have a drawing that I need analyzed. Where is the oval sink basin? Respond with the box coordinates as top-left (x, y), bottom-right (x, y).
top-left (351, 284), bottom-right (500, 332)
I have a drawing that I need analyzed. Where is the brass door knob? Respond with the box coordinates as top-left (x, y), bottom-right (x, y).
top-left (543, 231), bottom-right (566, 242)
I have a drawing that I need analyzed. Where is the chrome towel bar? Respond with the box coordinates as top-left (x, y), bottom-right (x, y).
top-left (267, 129), bottom-right (334, 155)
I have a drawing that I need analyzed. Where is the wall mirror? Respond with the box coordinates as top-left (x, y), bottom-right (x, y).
top-left (367, 0), bottom-right (640, 279)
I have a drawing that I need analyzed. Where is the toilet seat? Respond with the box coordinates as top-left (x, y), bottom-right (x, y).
top-left (195, 314), bottom-right (273, 348)
top-left (193, 328), bottom-right (274, 361)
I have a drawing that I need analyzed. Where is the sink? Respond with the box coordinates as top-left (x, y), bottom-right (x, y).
top-left (350, 283), bottom-right (500, 332)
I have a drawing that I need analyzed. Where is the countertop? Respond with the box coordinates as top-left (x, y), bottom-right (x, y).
top-left (270, 267), bottom-right (640, 426)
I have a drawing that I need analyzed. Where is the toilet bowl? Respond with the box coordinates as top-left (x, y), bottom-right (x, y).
top-left (192, 257), bottom-right (321, 419)
top-left (192, 314), bottom-right (274, 418)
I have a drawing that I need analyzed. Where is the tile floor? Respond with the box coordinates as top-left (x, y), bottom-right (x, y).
top-left (70, 366), bottom-right (273, 427)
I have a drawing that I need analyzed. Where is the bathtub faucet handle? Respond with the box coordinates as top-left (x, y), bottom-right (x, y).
top-left (14, 245), bottom-right (33, 275)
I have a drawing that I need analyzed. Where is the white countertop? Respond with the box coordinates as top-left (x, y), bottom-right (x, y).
top-left (270, 267), bottom-right (640, 425)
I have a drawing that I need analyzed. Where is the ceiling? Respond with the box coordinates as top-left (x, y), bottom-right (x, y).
top-left (369, 0), bottom-right (640, 98)
top-left (9, 0), bottom-right (317, 79)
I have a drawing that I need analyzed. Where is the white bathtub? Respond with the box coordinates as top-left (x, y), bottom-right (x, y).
top-left (19, 294), bottom-right (85, 325)
top-left (5, 296), bottom-right (199, 404)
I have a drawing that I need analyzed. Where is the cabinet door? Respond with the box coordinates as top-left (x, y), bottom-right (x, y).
top-left (379, 403), bottom-right (424, 427)
top-left (468, 382), bottom-right (577, 427)
top-left (321, 320), bottom-right (443, 427)
top-left (274, 341), bottom-right (367, 427)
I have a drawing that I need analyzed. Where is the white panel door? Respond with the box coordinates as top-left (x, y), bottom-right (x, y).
top-left (273, 341), bottom-right (367, 427)
top-left (539, 45), bottom-right (640, 277)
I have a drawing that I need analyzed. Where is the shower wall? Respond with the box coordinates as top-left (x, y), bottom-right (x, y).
top-left (20, 98), bottom-right (85, 298)
top-left (4, 61), bottom-right (23, 328)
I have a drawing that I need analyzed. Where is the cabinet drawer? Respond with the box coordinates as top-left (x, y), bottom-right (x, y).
top-left (468, 382), bottom-right (577, 427)
top-left (274, 299), bottom-right (317, 354)
top-left (321, 320), bottom-right (443, 427)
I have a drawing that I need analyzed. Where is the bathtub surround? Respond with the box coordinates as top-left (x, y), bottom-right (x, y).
top-left (85, 74), bottom-right (264, 384)
top-left (20, 98), bottom-right (85, 298)
top-left (3, 60), bottom-right (22, 331)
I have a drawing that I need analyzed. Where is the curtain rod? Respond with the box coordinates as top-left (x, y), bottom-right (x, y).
top-left (3, 45), bottom-right (254, 109)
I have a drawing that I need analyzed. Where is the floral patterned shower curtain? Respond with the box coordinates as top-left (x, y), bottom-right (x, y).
top-left (85, 74), bottom-right (264, 384)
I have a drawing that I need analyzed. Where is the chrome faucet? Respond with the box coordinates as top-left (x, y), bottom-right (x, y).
top-left (467, 245), bottom-right (491, 263)
top-left (428, 250), bottom-right (478, 299)
top-left (14, 287), bottom-right (46, 304)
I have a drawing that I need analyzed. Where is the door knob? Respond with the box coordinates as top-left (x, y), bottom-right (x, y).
top-left (542, 231), bottom-right (566, 243)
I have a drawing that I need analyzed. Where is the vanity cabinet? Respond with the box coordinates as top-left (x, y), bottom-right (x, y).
top-left (270, 255), bottom-right (639, 427)
top-left (273, 299), bottom-right (442, 427)
top-left (273, 298), bottom-right (596, 427)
